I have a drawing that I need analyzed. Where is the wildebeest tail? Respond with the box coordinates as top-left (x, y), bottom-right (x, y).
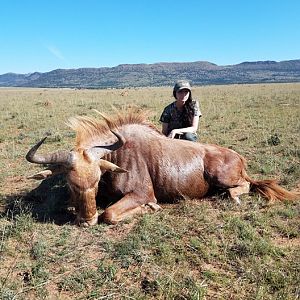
top-left (242, 169), bottom-right (299, 201)
top-left (250, 179), bottom-right (299, 201)
top-left (237, 155), bottom-right (299, 201)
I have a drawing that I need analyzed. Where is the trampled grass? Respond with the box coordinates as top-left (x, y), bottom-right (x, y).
top-left (0, 83), bottom-right (299, 299)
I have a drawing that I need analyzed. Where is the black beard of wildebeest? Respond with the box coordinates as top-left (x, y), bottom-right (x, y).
top-left (26, 109), bottom-right (299, 226)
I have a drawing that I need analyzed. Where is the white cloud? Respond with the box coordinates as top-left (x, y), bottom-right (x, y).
top-left (46, 45), bottom-right (65, 60)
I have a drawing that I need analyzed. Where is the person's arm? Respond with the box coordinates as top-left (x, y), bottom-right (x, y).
top-left (168, 116), bottom-right (200, 139)
top-left (162, 122), bottom-right (169, 136)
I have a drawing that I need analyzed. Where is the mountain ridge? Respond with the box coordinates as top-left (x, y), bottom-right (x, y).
top-left (1, 59), bottom-right (300, 88)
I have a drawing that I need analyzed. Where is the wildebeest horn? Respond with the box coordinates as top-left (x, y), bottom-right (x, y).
top-left (26, 137), bottom-right (72, 165)
top-left (92, 130), bottom-right (125, 152)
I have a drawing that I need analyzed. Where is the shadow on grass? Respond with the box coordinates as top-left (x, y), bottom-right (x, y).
top-left (1, 174), bottom-right (255, 226)
top-left (0, 175), bottom-right (117, 226)
top-left (1, 175), bottom-right (75, 225)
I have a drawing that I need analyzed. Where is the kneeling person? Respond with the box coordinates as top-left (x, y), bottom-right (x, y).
top-left (160, 80), bottom-right (202, 141)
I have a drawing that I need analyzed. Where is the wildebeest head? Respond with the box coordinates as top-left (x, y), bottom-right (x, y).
top-left (26, 120), bottom-right (127, 226)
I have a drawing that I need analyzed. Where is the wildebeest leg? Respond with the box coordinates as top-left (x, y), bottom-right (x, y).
top-left (228, 181), bottom-right (250, 204)
top-left (146, 202), bottom-right (161, 211)
top-left (27, 165), bottom-right (66, 180)
top-left (100, 193), bottom-right (161, 224)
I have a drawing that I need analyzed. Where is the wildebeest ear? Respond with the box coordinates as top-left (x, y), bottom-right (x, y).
top-left (99, 159), bottom-right (128, 173)
top-left (27, 169), bottom-right (55, 180)
top-left (27, 166), bottom-right (67, 180)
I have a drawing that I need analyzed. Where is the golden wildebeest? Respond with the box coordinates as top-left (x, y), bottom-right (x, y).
top-left (26, 110), bottom-right (299, 226)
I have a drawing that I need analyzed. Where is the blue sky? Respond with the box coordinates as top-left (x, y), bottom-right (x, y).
top-left (1, 0), bottom-right (299, 74)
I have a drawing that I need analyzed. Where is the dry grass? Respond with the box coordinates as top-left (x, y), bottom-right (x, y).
top-left (0, 83), bottom-right (299, 299)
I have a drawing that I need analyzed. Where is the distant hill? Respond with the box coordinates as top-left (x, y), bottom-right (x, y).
top-left (1, 60), bottom-right (300, 88)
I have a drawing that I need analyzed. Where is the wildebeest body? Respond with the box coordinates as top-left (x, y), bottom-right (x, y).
top-left (99, 124), bottom-right (210, 203)
top-left (26, 110), bottom-right (299, 226)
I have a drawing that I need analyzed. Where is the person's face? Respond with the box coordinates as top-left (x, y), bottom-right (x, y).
top-left (176, 89), bottom-right (190, 103)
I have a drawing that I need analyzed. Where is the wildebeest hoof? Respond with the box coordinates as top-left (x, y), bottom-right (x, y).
top-left (75, 212), bottom-right (99, 227)
top-left (233, 197), bottom-right (241, 205)
top-left (146, 202), bottom-right (162, 211)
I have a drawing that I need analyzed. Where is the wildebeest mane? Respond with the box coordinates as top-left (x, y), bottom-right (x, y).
top-left (67, 108), bottom-right (160, 148)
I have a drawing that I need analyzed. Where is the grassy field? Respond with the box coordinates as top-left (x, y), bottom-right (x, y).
top-left (0, 83), bottom-right (299, 299)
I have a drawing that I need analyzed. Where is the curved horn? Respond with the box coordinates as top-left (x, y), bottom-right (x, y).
top-left (26, 137), bottom-right (72, 165)
top-left (93, 130), bottom-right (125, 152)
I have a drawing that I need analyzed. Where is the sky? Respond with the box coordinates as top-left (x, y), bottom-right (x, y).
top-left (0, 0), bottom-right (299, 74)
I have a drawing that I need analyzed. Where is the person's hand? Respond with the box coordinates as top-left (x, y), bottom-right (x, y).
top-left (168, 129), bottom-right (182, 139)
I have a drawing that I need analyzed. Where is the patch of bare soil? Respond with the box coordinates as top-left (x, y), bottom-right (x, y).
top-left (104, 218), bottom-right (139, 241)
top-left (1, 175), bottom-right (29, 195)
top-left (292, 181), bottom-right (300, 194)
top-left (1, 172), bottom-right (40, 204)
top-left (272, 236), bottom-right (300, 248)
